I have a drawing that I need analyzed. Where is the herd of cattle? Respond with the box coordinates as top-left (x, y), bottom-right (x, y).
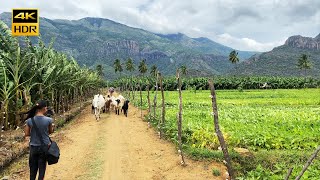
top-left (92, 93), bottom-right (130, 120)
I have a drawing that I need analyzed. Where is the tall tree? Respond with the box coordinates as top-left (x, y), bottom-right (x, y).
top-left (113, 59), bottom-right (123, 77)
top-left (96, 64), bottom-right (104, 78)
top-left (138, 59), bottom-right (148, 118)
top-left (126, 58), bottom-right (135, 99)
top-left (138, 59), bottom-right (148, 76)
top-left (297, 54), bottom-right (312, 80)
top-left (150, 65), bottom-right (158, 77)
top-left (180, 65), bottom-right (188, 90)
top-left (229, 50), bottom-right (239, 64)
top-left (126, 58), bottom-right (135, 72)
top-left (180, 65), bottom-right (188, 76)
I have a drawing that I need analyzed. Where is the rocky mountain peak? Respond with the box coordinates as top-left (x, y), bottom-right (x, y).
top-left (285, 34), bottom-right (320, 50)
top-left (156, 33), bottom-right (188, 41)
top-left (315, 33), bottom-right (320, 41)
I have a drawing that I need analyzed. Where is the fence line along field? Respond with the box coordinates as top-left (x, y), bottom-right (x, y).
top-left (130, 88), bottom-right (320, 179)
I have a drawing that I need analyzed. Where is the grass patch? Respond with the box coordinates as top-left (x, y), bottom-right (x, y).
top-left (212, 168), bottom-right (221, 176)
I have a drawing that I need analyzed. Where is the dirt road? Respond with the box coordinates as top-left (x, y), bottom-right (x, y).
top-left (19, 105), bottom-right (226, 180)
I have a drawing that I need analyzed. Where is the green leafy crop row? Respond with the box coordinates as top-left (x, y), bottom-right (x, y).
top-left (133, 89), bottom-right (320, 179)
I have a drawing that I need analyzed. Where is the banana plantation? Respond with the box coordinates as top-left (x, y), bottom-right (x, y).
top-left (0, 21), bottom-right (104, 130)
top-left (112, 76), bottom-right (320, 91)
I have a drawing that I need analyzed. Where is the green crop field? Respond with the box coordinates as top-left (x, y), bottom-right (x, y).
top-left (133, 88), bottom-right (320, 179)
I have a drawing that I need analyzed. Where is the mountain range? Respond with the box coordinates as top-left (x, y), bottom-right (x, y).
top-left (230, 34), bottom-right (320, 77)
top-left (0, 12), bottom-right (255, 79)
top-left (0, 12), bottom-right (319, 78)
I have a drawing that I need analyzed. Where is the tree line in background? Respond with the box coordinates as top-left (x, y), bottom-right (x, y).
top-left (0, 21), bottom-right (105, 130)
top-left (107, 49), bottom-right (317, 92)
top-left (112, 76), bottom-right (320, 91)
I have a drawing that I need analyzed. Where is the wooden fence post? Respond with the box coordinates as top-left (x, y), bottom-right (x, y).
top-left (285, 168), bottom-right (293, 180)
top-left (159, 73), bottom-right (165, 139)
top-left (295, 146), bottom-right (320, 180)
top-left (125, 79), bottom-right (129, 97)
top-left (153, 73), bottom-right (159, 118)
top-left (139, 80), bottom-right (143, 119)
top-left (176, 69), bottom-right (185, 165)
top-left (147, 83), bottom-right (151, 113)
top-left (208, 79), bottom-right (234, 179)
top-left (132, 80), bottom-right (135, 101)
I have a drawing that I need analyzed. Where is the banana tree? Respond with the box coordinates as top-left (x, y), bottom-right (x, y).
top-left (0, 20), bottom-right (104, 130)
top-left (0, 21), bottom-right (38, 127)
top-left (0, 60), bottom-right (15, 130)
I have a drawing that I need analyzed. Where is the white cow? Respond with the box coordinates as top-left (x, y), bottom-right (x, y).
top-left (92, 94), bottom-right (106, 120)
top-left (117, 95), bottom-right (126, 113)
top-left (110, 96), bottom-right (116, 111)
top-left (110, 96), bottom-right (120, 114)
top-left (112, 95), bottom-right (126, 115)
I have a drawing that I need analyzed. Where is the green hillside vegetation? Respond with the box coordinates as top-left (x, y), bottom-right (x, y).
top-left (230, 45), bottom-right (320, 77)
top-left (1, 12), bottom-right (318, 78)
top-left (0, 12), bottom-right (256, 79)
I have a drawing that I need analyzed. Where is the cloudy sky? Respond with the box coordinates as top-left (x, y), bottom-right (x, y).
top-left (1, 0), bottom-right (319, 52)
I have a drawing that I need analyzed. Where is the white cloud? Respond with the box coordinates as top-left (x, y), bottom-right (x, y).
top-left (216, 33), bottom-right (285, 52)
top-left (1, 0), bottom-right (319, 52)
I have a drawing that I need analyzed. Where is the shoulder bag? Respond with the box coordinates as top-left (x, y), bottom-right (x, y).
top-left (31, 117), bottom-right (60, 165)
